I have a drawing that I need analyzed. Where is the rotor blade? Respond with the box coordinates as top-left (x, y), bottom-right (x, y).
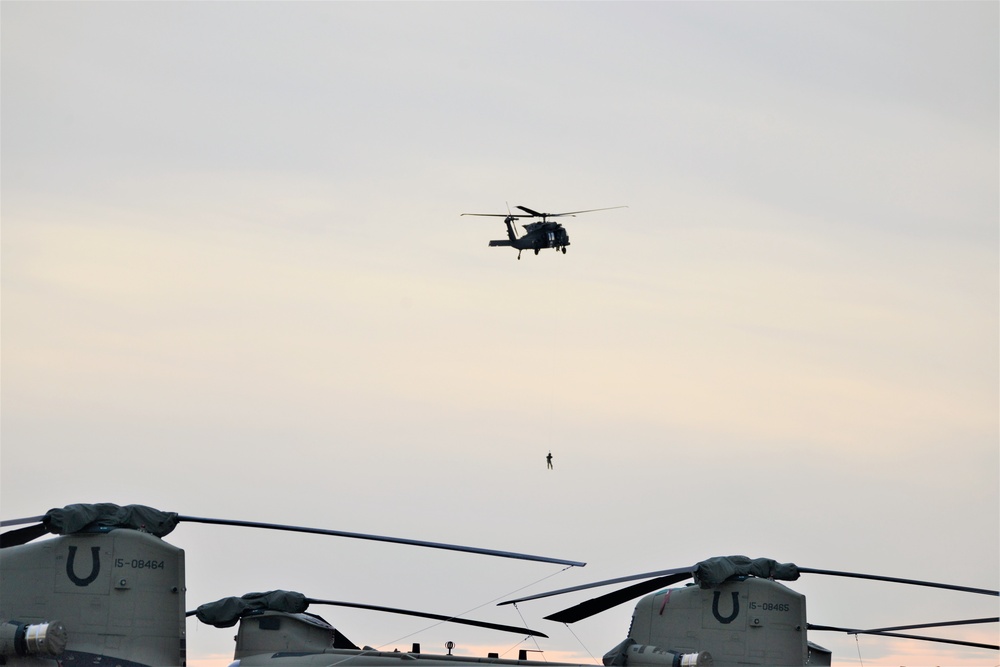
top-left (0, 522), bottom-right (48, 548)
top-left (0, 515), bottom-right (47, 527)
top-left (461, 213), bottom-right (528, 218)
top-left (543, 571), bottom-right (695, 624)
top-left (176, 515), bottom-right (585, 567)
top-left (807, 624), bottom-right (999, 651)
top-left (515, 206), bottom-right (544, 217)
top-left (798, 567), bottom-right (999, 596)
top-left (500, 560), bottom-right (998, 626)
top-left (543, 206), bottom-right (629, 218)
top-left (500, 566), bottom-right (694, 607)
top-left (866, 617), bottom-right (999, 633)
top-left (306, 599), bottom-right (548, 638)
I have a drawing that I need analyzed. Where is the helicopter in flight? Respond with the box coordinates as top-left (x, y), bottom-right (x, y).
top-left (1, 503), bottom-right (997, 667)
top-left (462, 205), bottom-right (626, 259)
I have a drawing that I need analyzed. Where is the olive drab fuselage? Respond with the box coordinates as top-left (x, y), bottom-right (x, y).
top-left (0, 529), bottom-right (186, 666)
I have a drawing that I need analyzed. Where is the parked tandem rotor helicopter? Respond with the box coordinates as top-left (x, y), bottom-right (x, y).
top-left (462, 205), bottom-right (626, 259)
top-left (1, 503), bottom-right (997, 667)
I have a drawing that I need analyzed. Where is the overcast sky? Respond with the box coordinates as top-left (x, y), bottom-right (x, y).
top-left (2, 3), bottom-right (997, 667)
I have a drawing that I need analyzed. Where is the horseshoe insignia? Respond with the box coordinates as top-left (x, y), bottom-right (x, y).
top-left (712, 591), bottom-right (740, 624)
top-left (66, 546), bottom-right (101, 586)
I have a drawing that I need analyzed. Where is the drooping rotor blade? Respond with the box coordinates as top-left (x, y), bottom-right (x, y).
top-left (498, 567), bottom-right (696, 625)
top-left (499, 566), bottom-right (695, 607)
top-left (177, 515), bottom-right (585, 567)
top-left (542, 206), bottom-right (629, 218)
top-left (2, 507), bottom-right (584, 566)
top-left (306, 599), bottom-right (549, 638)
top-left (543, 571), bottom-right (695, 624)
top-left (500, 558), bottom-right (998, 625)
top-left (797, 567), bottom-right (999, 596)
top-left (0, 522), bottom-right (48, 548)
top-left (866, 617), bottom-right (999, 633)
top-left (515, 206), bottom-right (545, 217)
top-left (461, 213), bottom-right (529, 219)
top-left (808, 623), bottom-right (999, 651)
top-left (513, 205), bottom-right (628, 219)
top-left (462, 206), bottom-right (626, 219)
top-left (0, 515), bottom-right (46, 527)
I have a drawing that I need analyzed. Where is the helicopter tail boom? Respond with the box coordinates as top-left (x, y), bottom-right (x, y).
top-left (488, 240), bottom-right (513, 247)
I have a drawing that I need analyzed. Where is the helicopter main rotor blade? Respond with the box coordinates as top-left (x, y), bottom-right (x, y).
top-left (0, 515), bottom-right (47, 527)
top-left (499, 566), bottom-right (695, 607)
top-left (545, 206), bottom-right (629, 217)
top-left (463, 206), bottom-right (626, 220)
top-left (501, 559), bottom-right (997, 625)
top-left (2, 507), bottom-right (584, 566)
top-left (0, 522), bottom-right (48, 548)
top-left (514, 205), bottom-right (628, 219)
top-left (864, 617), bottom-right (999, 633)
top-left (807, 624), bottom-right (999, 651)
top-left (543, 571), bottom-right (695, 624)
top-left (306, 599), bottom-right (549, 638)
top-left (177, 515), bottom-right (585, 567)
top-left (460, 213), bottom-right (528, 218)
top-left (797, 567), bottom-right (999, 596)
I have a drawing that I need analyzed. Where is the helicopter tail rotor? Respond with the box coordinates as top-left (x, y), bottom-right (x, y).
top-left (506, 202), bottom-right (520, 237)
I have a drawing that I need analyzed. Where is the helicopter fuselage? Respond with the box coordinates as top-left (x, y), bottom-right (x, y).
top-left (622, 578), bottom-right (829, 666)
top-left (465, 204), bottom-right (625, 259)
top-left (229, 611), bottom-right (711, 667)
top-left (465, 204), bottom-right (625, 258)
top-left (489, 219), bottom-right (570, 258)
top-left (0, 529), bottom-right (186, 666)
top-left (2, 506), bottom-right (994, 667)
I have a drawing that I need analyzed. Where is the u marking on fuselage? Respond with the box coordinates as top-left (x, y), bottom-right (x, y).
top-left (66, 545), bottom-right (101, 586)
top-left (712, 591), bottom-right (740, 624)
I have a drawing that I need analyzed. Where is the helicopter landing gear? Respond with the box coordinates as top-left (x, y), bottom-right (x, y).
top-left (561, 247), bottom-right (566, 254)
top-left (517, 250), bottom-right (522, 260)
top-left (534, 248), bottom-right (540, 255)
